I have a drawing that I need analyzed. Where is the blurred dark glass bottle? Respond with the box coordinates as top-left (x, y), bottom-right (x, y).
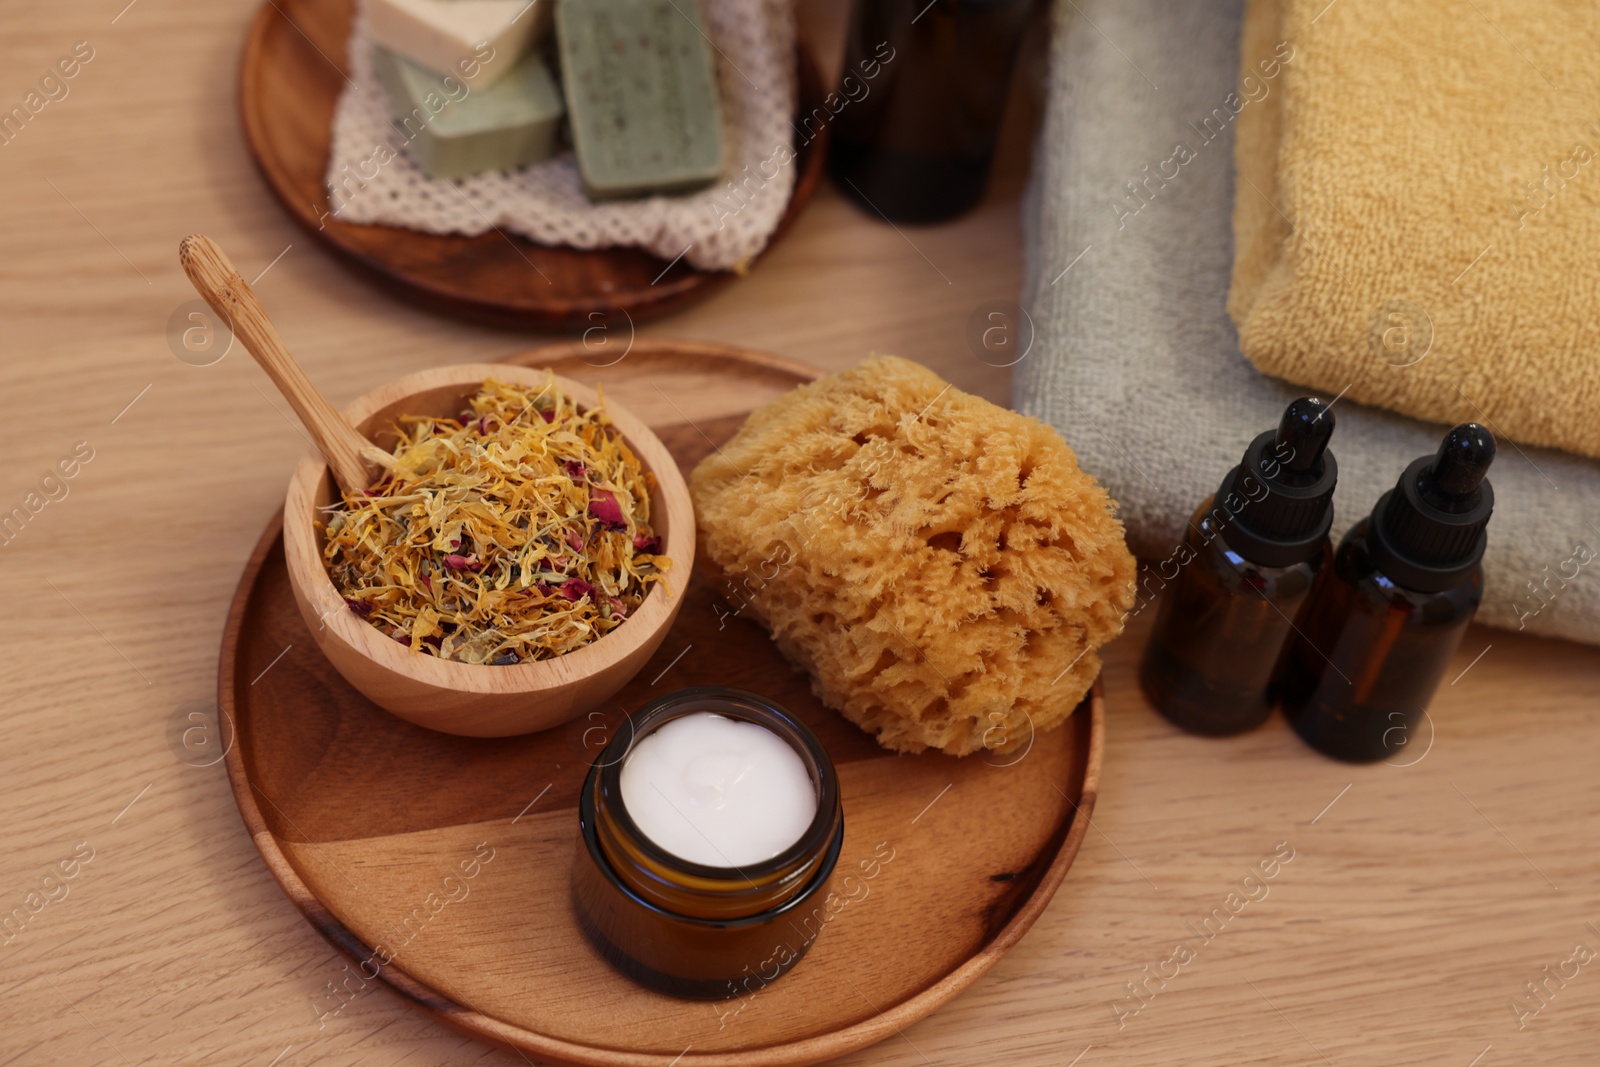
top-left (828, 0), bottom-right (1033, 223)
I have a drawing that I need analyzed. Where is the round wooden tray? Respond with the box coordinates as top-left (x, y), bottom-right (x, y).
top-left (220, 341), bottom-right (1102, 1067)
top-left (238, 1), bottom-right (828, 330)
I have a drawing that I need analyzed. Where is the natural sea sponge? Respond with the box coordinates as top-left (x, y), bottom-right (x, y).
top-left (690, 355), bottom-right (1137, 755)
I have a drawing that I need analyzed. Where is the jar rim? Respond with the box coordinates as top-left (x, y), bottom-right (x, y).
top-left (577, 783), bottom-right (846, 930)
top-left (593, 685), bottom-right (841, 882)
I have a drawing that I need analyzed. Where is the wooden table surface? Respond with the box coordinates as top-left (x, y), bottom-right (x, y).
top-left (2, 2), bottom-right (1597, 1065)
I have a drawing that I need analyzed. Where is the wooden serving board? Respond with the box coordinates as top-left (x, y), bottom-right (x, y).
top-left (238, 0), bottom-right (827, 330)
top-left (220, 341), bottom-right (1101, 1066)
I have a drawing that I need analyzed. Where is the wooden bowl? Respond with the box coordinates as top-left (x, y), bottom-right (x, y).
top-left (281, 363), bottom-right (694, 737)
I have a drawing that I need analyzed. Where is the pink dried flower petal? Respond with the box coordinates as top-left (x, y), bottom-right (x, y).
top-left (588, 489), bottom-right (627, 529)
top-left (560, 577), bottom-right (595, 601)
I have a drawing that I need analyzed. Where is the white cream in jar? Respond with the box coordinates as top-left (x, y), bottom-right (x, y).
top-left (619, 712), bottom-right (817, 868)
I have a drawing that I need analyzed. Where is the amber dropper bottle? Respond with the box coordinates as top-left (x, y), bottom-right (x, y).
top-left (1275, 424), bottom-right (1496, 762)
top-left (1139, 397), bottom-right (1338, 735)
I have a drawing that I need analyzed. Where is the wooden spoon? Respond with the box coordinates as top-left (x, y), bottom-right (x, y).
top-left (179, 234), bottom-right (378, 493)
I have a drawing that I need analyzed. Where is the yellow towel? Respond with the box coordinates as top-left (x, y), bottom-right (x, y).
top-left (1230, 0), bottom-right (1600, 459)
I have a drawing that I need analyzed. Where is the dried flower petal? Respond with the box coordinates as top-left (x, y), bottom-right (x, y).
top-left (589, 489), bottom-right (627, 529)
top-left (317, 375), bottom-right (670, 665)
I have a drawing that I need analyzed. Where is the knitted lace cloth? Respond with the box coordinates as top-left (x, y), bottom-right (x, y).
top-left (324, 0), bottom-right (796, 271)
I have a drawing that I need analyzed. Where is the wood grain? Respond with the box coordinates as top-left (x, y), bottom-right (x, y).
top-left (239, 0), bottom-right (829, 329)
top-left (223, 343), bottom-right (1101, 1065)
top-left (179, 233), bottom-right (377, 493)
top-left (3, 1), bottom-right (1599, 1065)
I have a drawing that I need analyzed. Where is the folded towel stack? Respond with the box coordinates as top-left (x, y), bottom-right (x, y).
top-left (1231, 0), bottom-right (1600, 460)
top-left (1014, 0), bottom-right (1600, 646)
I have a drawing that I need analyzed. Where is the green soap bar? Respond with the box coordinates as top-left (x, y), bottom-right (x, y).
top-left (374, 45), bottom-right (564, 180)
top-left (554, 0), bottom-right (726, 200)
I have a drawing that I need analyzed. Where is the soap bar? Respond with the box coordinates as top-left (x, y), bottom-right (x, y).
top-left (369, 0), bottom-right (549, 89)
top-left (554, 0), bottom-right (725, 199)
top-left (375, 45), bottom-right (564, 180)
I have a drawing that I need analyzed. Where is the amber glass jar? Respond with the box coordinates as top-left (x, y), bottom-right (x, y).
top-left (1139, 497), bottom-right (1330, 735)
top-left (573, 687), bottom-right (844, 999)
top-left (1274, 518), bottom-right (1482, 762)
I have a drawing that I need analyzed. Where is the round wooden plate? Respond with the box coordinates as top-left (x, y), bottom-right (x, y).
top-left (220, 341), bottom-right (1103, 1067)
top-left (238, 1), bottom-right (828, 330)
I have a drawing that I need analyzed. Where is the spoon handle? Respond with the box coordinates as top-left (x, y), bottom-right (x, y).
top-left (179, 234), bottom-right (374, 493)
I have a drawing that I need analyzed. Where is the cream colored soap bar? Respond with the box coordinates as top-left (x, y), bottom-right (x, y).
top-left (369, 0), bottom-right (549, 89)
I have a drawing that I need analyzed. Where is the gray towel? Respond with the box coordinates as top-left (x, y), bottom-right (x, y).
top-left (1015, 0), bottom-right (1600, 644)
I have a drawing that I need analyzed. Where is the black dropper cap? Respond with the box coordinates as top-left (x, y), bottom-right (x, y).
top-left (1213, 397), bottom-right (1338, 568)
top-left (1369, 423), bottom-right (1496, 593)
